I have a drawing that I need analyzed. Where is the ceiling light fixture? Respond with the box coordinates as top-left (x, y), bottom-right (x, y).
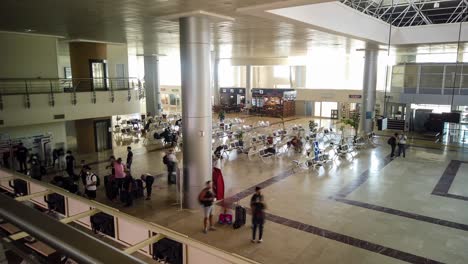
top-left (24, 29), bottom-right (36, 33)
top-left (433, 2), bottom-right (440, 8)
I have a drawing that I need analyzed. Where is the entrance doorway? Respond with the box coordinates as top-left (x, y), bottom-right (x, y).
top-left (314, 101), bottom-right (338, 118)
top-left (94, 119), bottom-right (112, 152)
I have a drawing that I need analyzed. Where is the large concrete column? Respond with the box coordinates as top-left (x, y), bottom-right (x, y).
top-left (360, 49), bottom-right (379, 134)
top-left (212, 53), bottom-right (220, 106)
top-left (245, 65), bottom-right (252, 107)
top-left (180, 16), bottom-right (212, 209)
top-left (144, 56), bottom-right (161, 116)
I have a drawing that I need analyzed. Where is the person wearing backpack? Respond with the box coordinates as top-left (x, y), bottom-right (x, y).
top-left (199, 181), bottom-right (216, 234)
top-left (84, 166), bottom-right (98, 200)
top-left (387, 133), bottom-right (398, 159)
top-left (250, 186), bottom-right (266, 243)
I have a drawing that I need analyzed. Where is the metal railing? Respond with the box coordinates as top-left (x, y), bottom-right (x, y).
top-left (0, 193), bottom-right (146, 264)
top-left (0, 169), bottom-right (259, 264)
top-left (0, 78), bottom-right (145, 109)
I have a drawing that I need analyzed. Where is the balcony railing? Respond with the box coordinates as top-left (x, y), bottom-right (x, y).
top-left (0, 78), bottom-right (145, 110)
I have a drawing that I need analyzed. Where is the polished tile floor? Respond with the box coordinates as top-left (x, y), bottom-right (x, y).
top-left (74, 115), bottom-right (468, 264)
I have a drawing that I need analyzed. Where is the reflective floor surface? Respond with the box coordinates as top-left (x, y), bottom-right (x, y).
top-left (71, 115), bottom-right (468, 264)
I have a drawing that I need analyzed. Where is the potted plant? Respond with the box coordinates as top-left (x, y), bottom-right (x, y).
top-left (236, 131), bottom-right (244, 147)
top-left (341, 112), bottom-right (360, 140)
top-left (218, 110), bottom-right (225, 123)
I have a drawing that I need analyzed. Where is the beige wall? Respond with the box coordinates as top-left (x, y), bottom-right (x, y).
top-left (0, 32), bottom-right (60, 78)
top-left (0, 122), bottom-right (67, 149)
top-left (107, 44), bottom-right (129, 78)
top-left (0, 90), bottom-right (141, 128)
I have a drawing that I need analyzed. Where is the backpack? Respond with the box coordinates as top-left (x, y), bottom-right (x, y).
top-left (91, 173), bottom-right (101, 187)
top-left (387, 137), bottom-right (396, 145)
top-left (163, 155), bottom-right (169, 165)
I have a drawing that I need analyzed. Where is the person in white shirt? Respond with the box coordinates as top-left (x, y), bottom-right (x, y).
top-left (397, 132), bottom-right (407, 158)
top-left (84, 165), bottom-right (98, 200)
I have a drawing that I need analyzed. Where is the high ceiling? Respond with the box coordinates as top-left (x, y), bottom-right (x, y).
top-left (0, 0), bottom-right (365, 58)
top-left (341, 0), bottom-right (468, 27)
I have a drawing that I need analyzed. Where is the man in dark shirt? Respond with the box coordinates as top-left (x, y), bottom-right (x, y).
top-left (16, 143), bottom-right (28, 173)
top-left (141, 174), bottom-right (155, 200)
top-left (199, 181), bottom-right (215, 234)
top-left (250, 186), bottom-right (266, 243)
top-left (388, 133), bottom-right (398, 159)
top-left (126, 146), bottom-right (133, 170)
top-left (122, 172), bottom-right (134, 207)
top-left (65, 151), bottom-right (76, 179)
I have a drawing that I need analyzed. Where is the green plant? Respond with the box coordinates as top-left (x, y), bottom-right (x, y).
top-left (218, 111), bottom-right (225, 122)
top-left (341, 112), bottom-right (360, 136)
top-left (236, 131), bottom-right (244, 141)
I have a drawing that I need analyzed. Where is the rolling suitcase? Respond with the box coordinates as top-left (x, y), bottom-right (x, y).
top-left (104, 176), bottom-right (118, 200)
top-left (9, 179), bottom-right (28, 196)
top-left (233, 205), bottom-right (246, 229)
top-left (90, 212), bottom-right (115, 237)
top-left (133, 179), bottom-right (144, 199)
top-left (152, 238), bottom-right (183, 264)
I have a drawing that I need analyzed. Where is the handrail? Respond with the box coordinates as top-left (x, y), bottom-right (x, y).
top-left (0, 193), bottom-right (146, 264)
top-left (0, 169), bottom-right (260, 264)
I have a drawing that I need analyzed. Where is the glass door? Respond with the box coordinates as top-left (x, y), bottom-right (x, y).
top-left (94, 119), bottom-right (112, 152)
top-left (89, 59), bottom-right (108, 90)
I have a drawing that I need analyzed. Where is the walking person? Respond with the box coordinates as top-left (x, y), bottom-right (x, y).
top-left (198, 181), bottom-right (216, 234)
top-left (388, 133), bottom-right (398, 159)
top-left (126, 146), bottom-right (133, 170)
top-left (250, 186), bottom-right (266, 243)
top-left (16, 142), bottom-right (28, 173)
top-left (30, 158), bottom-right (42, 181)
top-left (84, 166), bottom-right (98, 200)
top-left (163, 149), bottom-right (178, 185)
top-left (397, 132), bottom-right (407, 158)
top-left (141, 174), bottom-right (155, 200)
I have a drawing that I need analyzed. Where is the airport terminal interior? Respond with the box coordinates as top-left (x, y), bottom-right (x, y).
top-left (0, 0), bottom-right (468, 263)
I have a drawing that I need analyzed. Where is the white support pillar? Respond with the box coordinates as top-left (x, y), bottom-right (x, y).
top-left (143, 55), bottom-right (161, 116)
top-left (360, 49), bottom-right (379, 134)
top-left (212, 53), bottom-right (220, 106)
top-left (245, 65), bottom-right (252, 107)
top-left (179, 15), bottom-right (213, 209)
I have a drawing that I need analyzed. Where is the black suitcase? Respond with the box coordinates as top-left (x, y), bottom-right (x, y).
top-left (133, 179), bottom-right (144, 199)
top-left (104, 176), bottom-right (118, 200)
top-left (45, 193), bottom-right (66, 215)
top-left (9, 179), bottom-right (28, 196)
top-left (233, 205), bottom-right (246, 229)
top-left (90, 212), bottom-right (115, 237)
top-left (152, 238), bottom-right (183, 264)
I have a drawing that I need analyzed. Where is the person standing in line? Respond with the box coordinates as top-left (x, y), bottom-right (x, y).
top-left (16, 142), bottom-right (28, 173)
top-left (141, 174), bottom-right (155, 200)
top-left (198, 181), bottom-right (216, 234)
top-left (65, 151), bottom-right (76, 179)
top-left (250, 186), bottom-right (266, 243)
top-left (106, 156), bottom-right (116, 177)
top-left (84, 166), bottom-right (98, 200)
top-left (126, 146), bottom-right (133, 170)
top-left (122, 172), bottom-right (134, 207)
top-left (397, 132), bottom-right (407, 158)
top-left (388, 133), bottom-right (398, 159)
top-left (113, 158), bottom-right (126, 194)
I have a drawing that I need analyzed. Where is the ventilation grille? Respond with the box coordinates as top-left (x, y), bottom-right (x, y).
top-left (54, 114), bottom-right (65, 120)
